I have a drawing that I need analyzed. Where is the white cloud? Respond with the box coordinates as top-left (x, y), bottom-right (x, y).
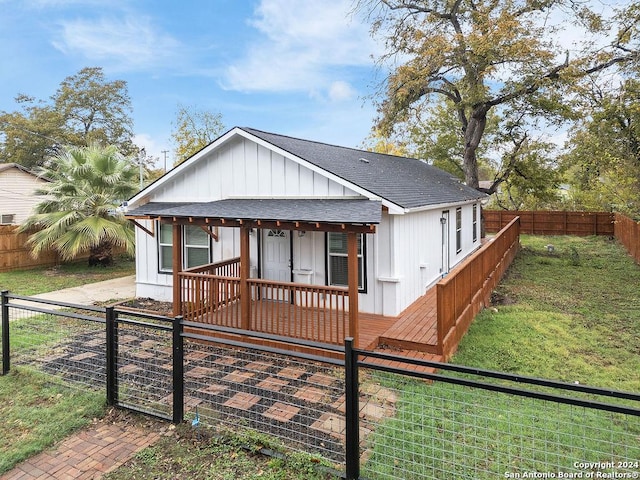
top-left (52, 14), bottom-right (182, 71)
top-left (328, 80), bottom-right (356, 102)
top-left (223, 0), bottom-right (379, 99)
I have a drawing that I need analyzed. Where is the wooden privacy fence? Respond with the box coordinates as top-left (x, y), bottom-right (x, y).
top-left (437, 217), bottom-right (521, 359)
top-left (615, 213), bottom-right (640, 264)
top-left (0, 225), bottom-right (59, 272)
top-left (484, 210), bottom-right (614, 236)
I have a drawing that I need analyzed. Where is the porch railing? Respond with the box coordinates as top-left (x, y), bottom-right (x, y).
top-left (248, 279), bottom-right (348, 344)
top-left (183, 256), bottom-right (241, 277)
top-left (436, 216), bottom-right (521, 359)
top-left (178, 261), bottom-right (349, 345)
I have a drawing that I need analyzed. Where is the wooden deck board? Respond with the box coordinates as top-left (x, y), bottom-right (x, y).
top-left (186, 285), bottom-right (441, 356)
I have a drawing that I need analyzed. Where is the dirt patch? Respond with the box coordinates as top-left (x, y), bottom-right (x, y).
top-left (490, 291), bottom-right (516, 306)
top-left (117, 298), bottom-right (174, 316)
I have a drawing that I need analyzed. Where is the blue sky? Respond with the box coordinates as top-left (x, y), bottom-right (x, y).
top-left (0, 0), bottom-right (384, 166)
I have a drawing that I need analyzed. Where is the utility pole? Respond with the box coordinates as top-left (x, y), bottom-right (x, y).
top-left (139, 147), bottom-right (146, 190)
top-left (161, 150), bottom-right (169, 172)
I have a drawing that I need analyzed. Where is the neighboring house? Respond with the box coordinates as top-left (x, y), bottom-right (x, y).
top-left (125, 127), bottom-right (486, 347)
top-left (0, 163), bottom-right (49, 225)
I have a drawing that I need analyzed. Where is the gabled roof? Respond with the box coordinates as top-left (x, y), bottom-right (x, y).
top-left (0, 163), bottom-right (50, 181)
top-left (128, 127), bottom-right (485, 212)
top-left (241, 127), bottom-right (485, 209)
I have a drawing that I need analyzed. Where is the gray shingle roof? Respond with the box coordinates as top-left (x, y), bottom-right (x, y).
top-left (127, 198), bottom-right (381, 225)
top-left (242, 127), bottom-right (486, 209)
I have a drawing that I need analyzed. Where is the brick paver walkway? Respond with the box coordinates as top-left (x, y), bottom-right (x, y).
top-left (1, 419), bottom-right (164, 480)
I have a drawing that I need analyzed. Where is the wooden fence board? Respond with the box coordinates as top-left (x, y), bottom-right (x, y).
top-left (484, 210), bottom-right (615, 236)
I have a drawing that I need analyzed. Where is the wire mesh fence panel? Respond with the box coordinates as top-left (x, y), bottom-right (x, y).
top-left (5, 303), bottom-right (106, 392)
top-left (358, 370), bottom-right (640, 480)
top-left (182, 338), bottom-right (347, 470)
top-left (114, 311), bottom-right (174, 420)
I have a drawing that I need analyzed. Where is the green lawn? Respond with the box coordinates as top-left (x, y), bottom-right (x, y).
top-left (0, 256), bottom-right (135, 295)
top-left (0, 369), bottom-right (105, 474)
top-left (361, 235), bottom-right (640, 479)
top-left (454, 234), bottom-right (640, 391)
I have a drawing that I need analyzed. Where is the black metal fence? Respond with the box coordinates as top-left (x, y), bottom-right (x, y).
top-left (2, 291), bottom-right (640, 480)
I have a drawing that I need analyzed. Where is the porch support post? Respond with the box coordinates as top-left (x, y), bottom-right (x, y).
top-left (172, 224), bottom-right (183, 317)
top-left (347, 232), bottom-right (359, 347)
top-left (240, 225), bottom-right (251, 330)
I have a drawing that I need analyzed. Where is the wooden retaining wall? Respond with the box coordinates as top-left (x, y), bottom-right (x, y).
top-left (436, 217), bottom-right (521, 360)
top-left (484, 210), bottom-right (614, 236)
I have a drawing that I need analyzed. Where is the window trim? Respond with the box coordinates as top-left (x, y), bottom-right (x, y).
top-left (456, 207), bottom-right (462, 253)
top-left (157, 222), bottom-right (173, 274)
top-left (472, 204), bottom-right (478, 243)
top-left (183, 225), bottom-right (212, 270)
top-left (156, 222), bottom-right (212, 274)
top-left (325, 232), bottom-right (367, 293)
top-left (0, 214), bottom-right (15, 225)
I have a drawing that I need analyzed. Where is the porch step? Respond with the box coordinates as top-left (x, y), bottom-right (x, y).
top-left (376, 336), bottom-right (440, 355)
top-left (363, 348), bottom-right (443, 375)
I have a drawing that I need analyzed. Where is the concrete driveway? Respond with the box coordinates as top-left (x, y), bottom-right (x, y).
top-left (11, 275), bottom-right (136, 310)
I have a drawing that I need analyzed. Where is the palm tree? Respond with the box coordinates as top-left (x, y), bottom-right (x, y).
top-left (20, 143), bottom-right (139, 265)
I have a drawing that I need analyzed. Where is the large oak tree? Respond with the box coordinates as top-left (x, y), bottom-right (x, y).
top-left (0, 67), bottom-right (135, 169)
top-left (357, 0), bottom-right (640, 192)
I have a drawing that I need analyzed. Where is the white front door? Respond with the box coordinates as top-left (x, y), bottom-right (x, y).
top-left (262, 229), bottom-right (291, 300)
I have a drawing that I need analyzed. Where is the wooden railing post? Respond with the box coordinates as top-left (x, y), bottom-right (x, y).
top-left (240, 226), bottom-right (251, 330)
top-left (347, 232), bottom-right (359, 347)
top-left (172, 224), bottom-right (183, 317)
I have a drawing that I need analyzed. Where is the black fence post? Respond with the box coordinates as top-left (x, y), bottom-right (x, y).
top-left (172, 315), bottom-right (184, 424)
top-left (1, 290), bottom-right (10, 375)
top-left (344, 337), bottom-right (360, 480)
top-left (105, 306), bottom-right (117, 406)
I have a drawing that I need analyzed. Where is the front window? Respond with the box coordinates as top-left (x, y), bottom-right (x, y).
top-left (327, 232), bottom-right (365, 291)
top-left (158, 223), bottom-right (173, 273)
top-left (456, 208), bottom-right (462, 253)
top-left (157, 223), bottom-right (211, 272)
top-left (184, 225), bottom-right (211, 268)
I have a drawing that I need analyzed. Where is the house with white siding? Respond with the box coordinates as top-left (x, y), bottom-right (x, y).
top-left (126, 127), bottom-right (486, 349)
top-left (0, 163), bottom-right (49, 225)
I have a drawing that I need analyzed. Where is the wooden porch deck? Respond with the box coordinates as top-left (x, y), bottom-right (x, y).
top-left (185, 285), bottom-right (441, 361)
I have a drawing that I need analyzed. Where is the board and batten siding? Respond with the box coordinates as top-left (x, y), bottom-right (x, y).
top-left (0, 168), bottom-right (48, 224)
top-left (152, 137), bottom-right (359, 202)
top-left (388, 202), bottom-right (482, 316)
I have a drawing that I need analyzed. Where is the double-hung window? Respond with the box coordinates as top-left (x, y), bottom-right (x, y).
top-left (157, 223), bottom-right (211, 272)
top-left (184, 225), bottom-right (210, 268)
top-left (327, 232), bottom-right (365, 291)
top-left (158, 223), bottom-right (173, 273)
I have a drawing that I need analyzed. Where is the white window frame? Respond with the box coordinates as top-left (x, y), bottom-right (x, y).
top-left (456, 207), bottom-right (462, 253)
top-left (472, 204), bottom-right (478, 243)
top-left (327, 232), bottom-right (366, 292)
top-left (158, 222), bottom-right (173, 273)
top-left (157, 223), bottom-right (211, 273)
top-left (183, 225), bottom-right (211, 269)
top-left (0, 214), bottom-right (15, 225)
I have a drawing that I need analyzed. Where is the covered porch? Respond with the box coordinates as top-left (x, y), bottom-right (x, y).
top-left (128, 198), bottom-right (381, 349)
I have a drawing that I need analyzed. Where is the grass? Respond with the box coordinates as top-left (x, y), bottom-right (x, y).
top-left (454, 234), bottom-right (640, 391)
top-left (103, 424), bottom-right (336, 480)
top-left (0, 368), bottom-right (105, 474)
top-left (361, 235), bottom-right (640, 479)
top-left (0, 255), bottom-right (135, 295)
